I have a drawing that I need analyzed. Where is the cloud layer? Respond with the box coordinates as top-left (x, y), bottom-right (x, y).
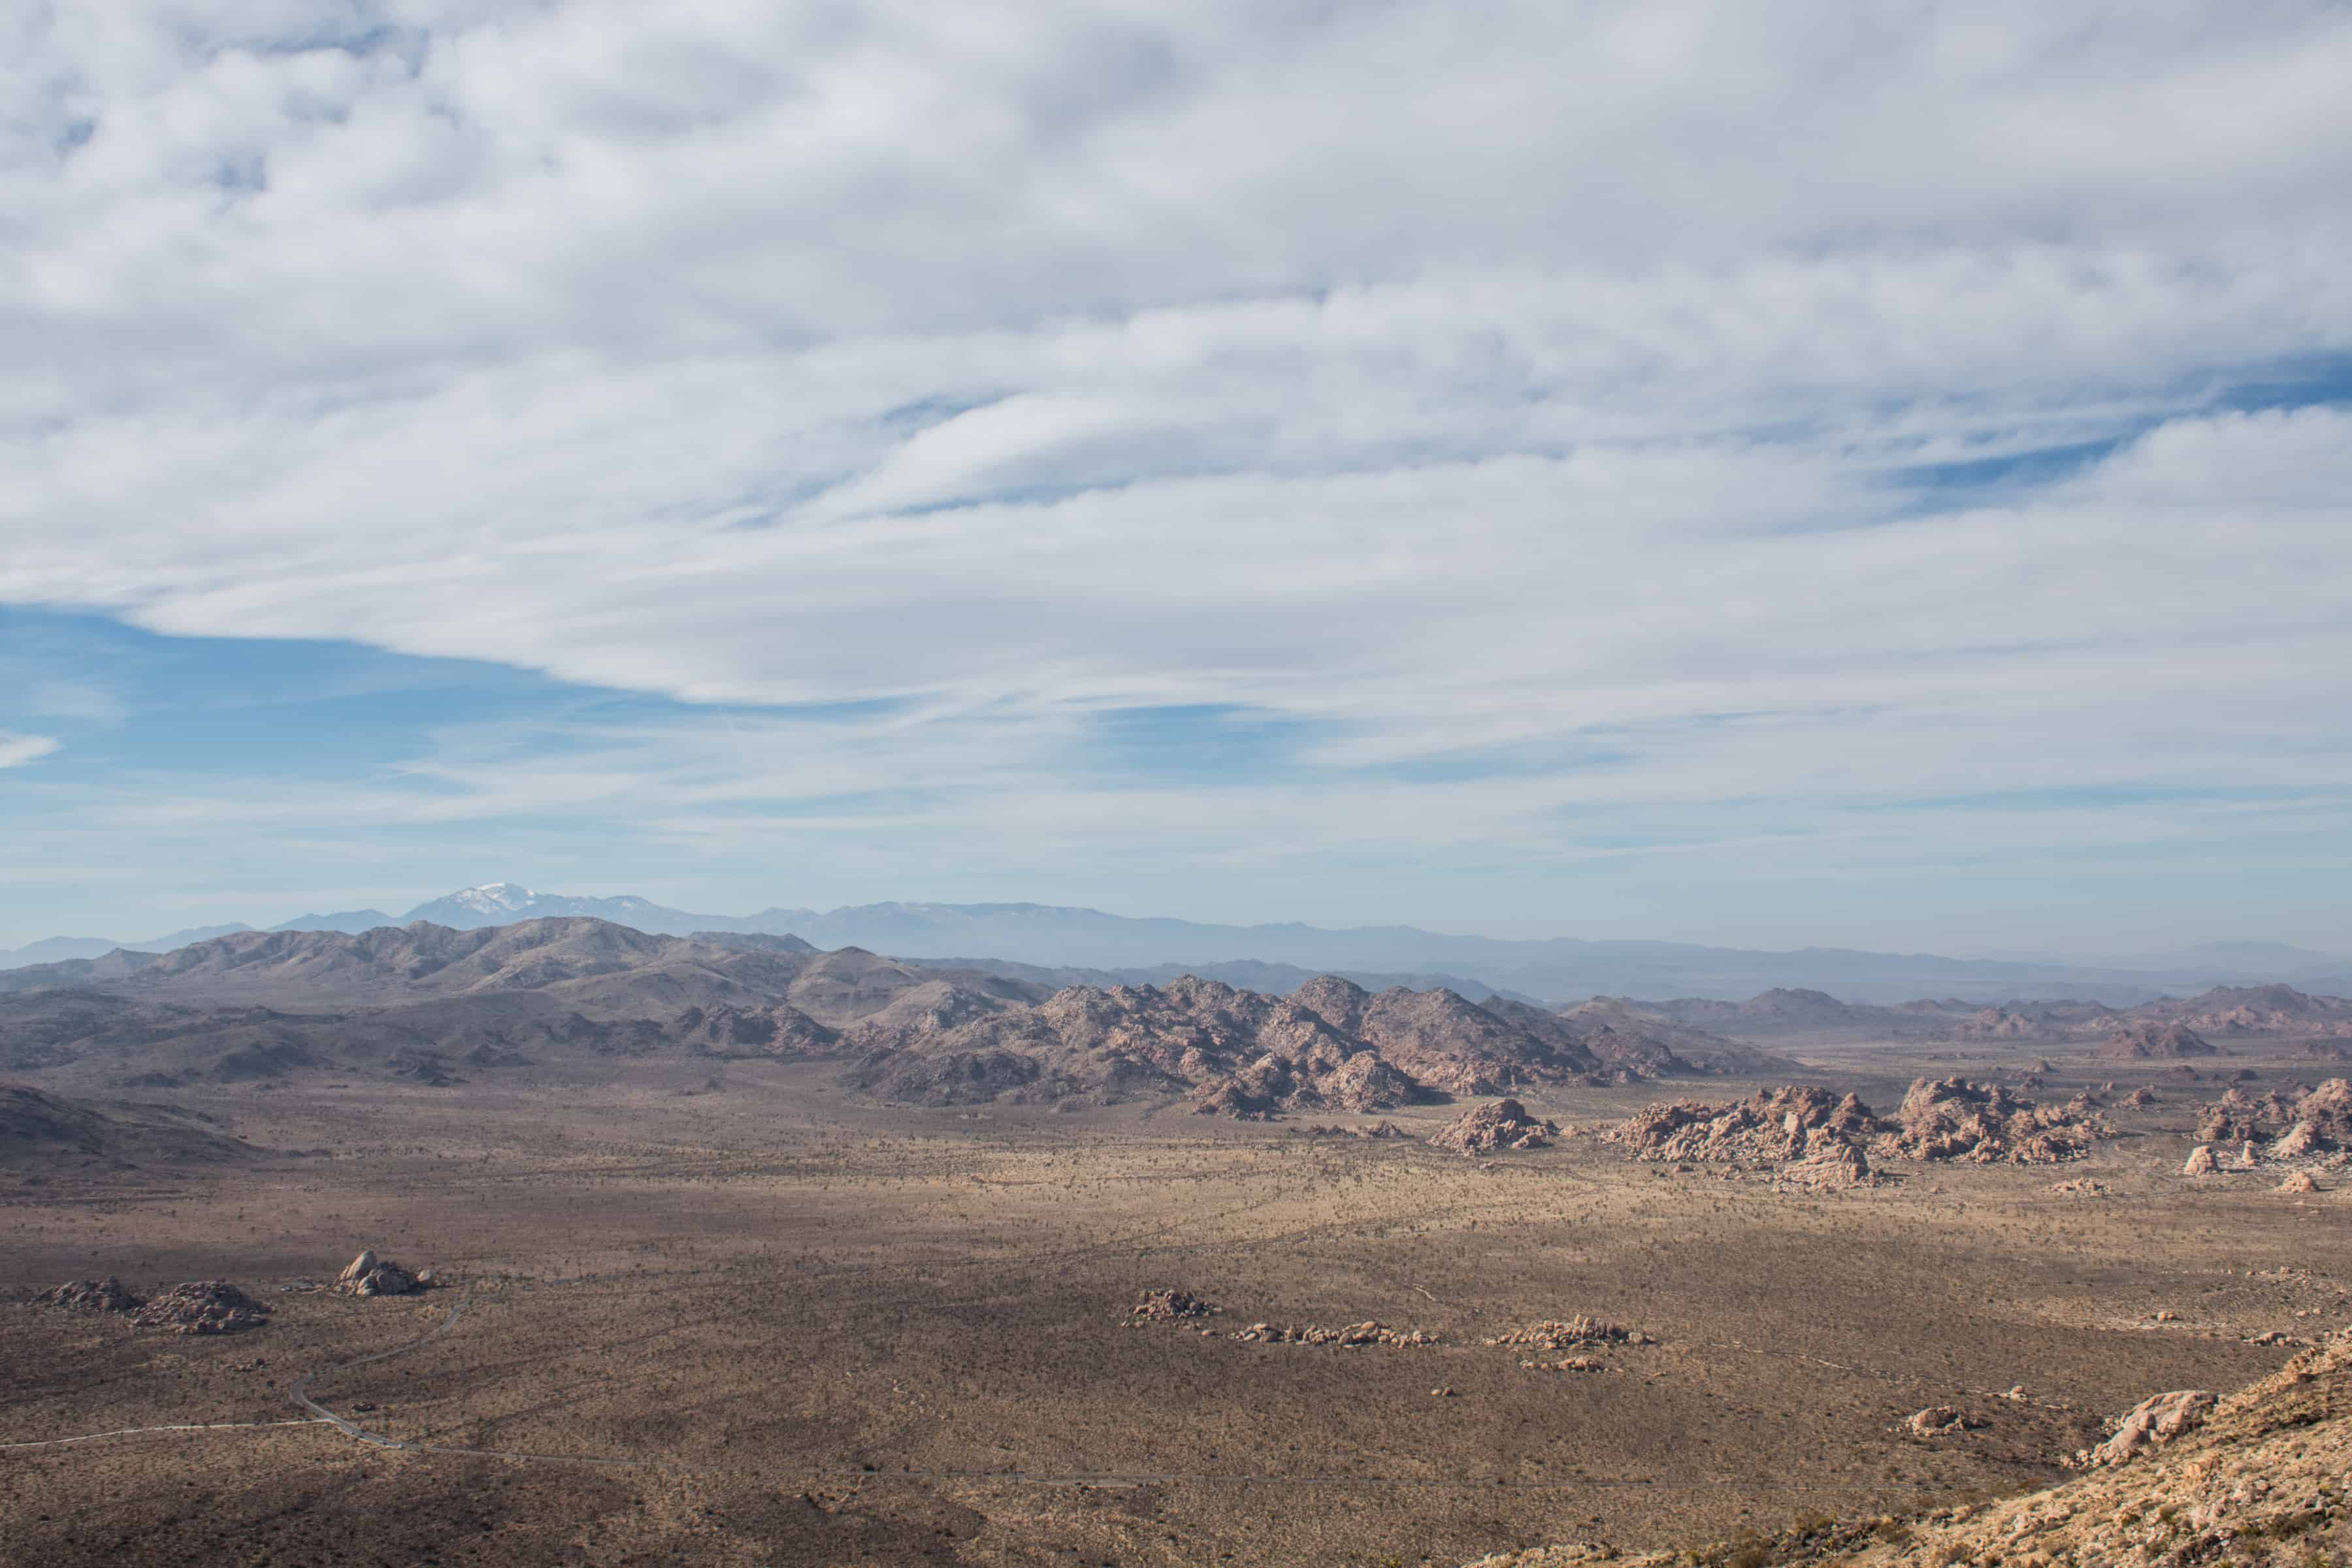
top-left (4, 3), bottom-right (2350, 947)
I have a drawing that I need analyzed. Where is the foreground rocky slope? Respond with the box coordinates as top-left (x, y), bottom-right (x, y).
top-left (1463, 1331), bottom-right (2352, 1567)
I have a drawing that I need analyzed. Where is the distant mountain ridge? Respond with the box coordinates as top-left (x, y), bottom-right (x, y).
top-left (0, 917), bottom-right (1788, 1116)
top-left (8, 917), bottom-right (2348, 1120)
top-left (0, 924), bottom-right (259, 970)
top-left (5, 882), bottom-right (2345, 1004)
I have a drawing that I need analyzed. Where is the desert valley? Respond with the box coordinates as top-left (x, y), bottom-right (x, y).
top-left (14, 5), bottom-right (2352, 1563)
top-left (5, 909), bottom-right (2348, 1566)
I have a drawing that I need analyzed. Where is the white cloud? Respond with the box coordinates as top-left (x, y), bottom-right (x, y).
top-left (2, 3), bottom-right (2350, 943)
top-left (0, 732), bottom-right (61, 769)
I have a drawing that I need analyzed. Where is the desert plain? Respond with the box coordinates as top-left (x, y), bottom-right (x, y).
top-left (5, 1027), bottom-right (2346, 1567)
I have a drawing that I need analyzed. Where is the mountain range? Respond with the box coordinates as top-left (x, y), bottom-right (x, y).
top-left (0, 917), bottom-right (1797, 1116)
top-left (5, 883), bottom-right (2346, 1005)
top-left (7, 916), bottom-right (2347, 1128)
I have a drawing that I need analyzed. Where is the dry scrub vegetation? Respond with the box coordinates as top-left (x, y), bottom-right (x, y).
top-left (2, 1041), bottom-right (2346, 1566)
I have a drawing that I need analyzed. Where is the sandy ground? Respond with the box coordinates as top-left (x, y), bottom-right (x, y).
top-left (3, 1046), bottom-right (2345, 1566)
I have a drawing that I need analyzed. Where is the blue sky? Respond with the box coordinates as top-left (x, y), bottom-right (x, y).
top-left (5, 3), bottom-right (2351, 955)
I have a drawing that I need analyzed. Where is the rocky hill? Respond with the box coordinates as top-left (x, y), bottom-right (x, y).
top-left (837, 978), bottom-right (1790, 1114)
top-left (0, 919), bottom-right (1760, 1115)
top-left (0, 1084), bottom-right (266, 1168)
top-left (2099, 1019), bottom-right (2219, 1059)
top-left (2132, 983), bottom-right (2352, 1039)
top-left (1951, 985), bottom-right (2352, 1044)
top-left (0, 920), bottom-right (1043, 1023)
top-left (1462, 1331), bottom-right (2352, 1567)
top-left (1950, 999), bottom-right (2123, 1038)
top-left (1551, 998), bottom-right (1803, 1077)
top-left (1642, 988), bottom-right (1938, 1036)
top-left (844, 976), bottom-right (1443, 1115)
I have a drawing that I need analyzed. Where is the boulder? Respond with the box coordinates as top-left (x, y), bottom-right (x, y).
top-left (2182, 1144), bottom-right (2217, 1175)
top-left (335, 1249), bottom-right (423, 1298)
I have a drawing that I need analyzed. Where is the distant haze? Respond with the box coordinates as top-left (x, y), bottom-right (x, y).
top-left (5, 885), bottom-right (2344, 1005)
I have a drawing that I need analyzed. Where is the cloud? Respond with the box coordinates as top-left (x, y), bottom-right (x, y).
top-left (1, 3), bottom-right (2349, 944)
top-left (0, 732), bottom-right (61, 769)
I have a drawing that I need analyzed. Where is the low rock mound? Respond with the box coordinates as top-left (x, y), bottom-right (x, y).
top-left (40, 1277), bottom-right (143, 1313)
top-left (133, 1281), bottom-right (270, 1335)
top-left (1905, 1405), bottom-right (1982, 1437)
top-left (1484, 1317), bottom-right (1652, 1352)
top-left (1290, 1119), bottom-right (1411, 1139)
top-left (2183, 1143), bottom-right (2217, 1175)
top-left (1429, 1098), bottom-right (1558, 1154)
top-left (1230, 1320), bottom-right (1437, 1347)
top-left (2072, 1388), bottom-right (2217, 1467)
top-left (1130, 1288), bottom-right (1217, 1321)
top-left (2280, 1169), bottom-right (2319, 1193)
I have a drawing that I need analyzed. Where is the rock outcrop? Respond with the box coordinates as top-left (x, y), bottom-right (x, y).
top-left (1130, 1288), bottom-right (1217, 1321)
top-left (2191, 1077), bottom-right (2349, 1162)
top-left (1904, 1405), bottom-right (1980, 1437)
top-left (1428, 1098), bottom-right (1558, 1153)
top-left (133, 1281), bottom-right (270, 1335)
top-left (1609, 1079), bottom-right (2102, 1173)
top-left (1874, 1077), bottom-right (2102, 1164)
top-left (1610, 1085), bottom-right (1884, 1169)
top-left (1456, 1333), bottom-right (2352, 1567)
top-left (2072, 1388), bottom-right (2217, 1467)
top-left (333, 1249), bottom-right (425, 1297)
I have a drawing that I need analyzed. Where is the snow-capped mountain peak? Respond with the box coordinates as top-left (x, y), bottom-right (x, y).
top-left (398, 885), bottom-right (691, 931)
top-left (450, 883), bottom-right (538, 914)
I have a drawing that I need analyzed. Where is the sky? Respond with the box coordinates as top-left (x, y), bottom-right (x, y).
top-left (4, 2), bottom-right (2351, 955)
